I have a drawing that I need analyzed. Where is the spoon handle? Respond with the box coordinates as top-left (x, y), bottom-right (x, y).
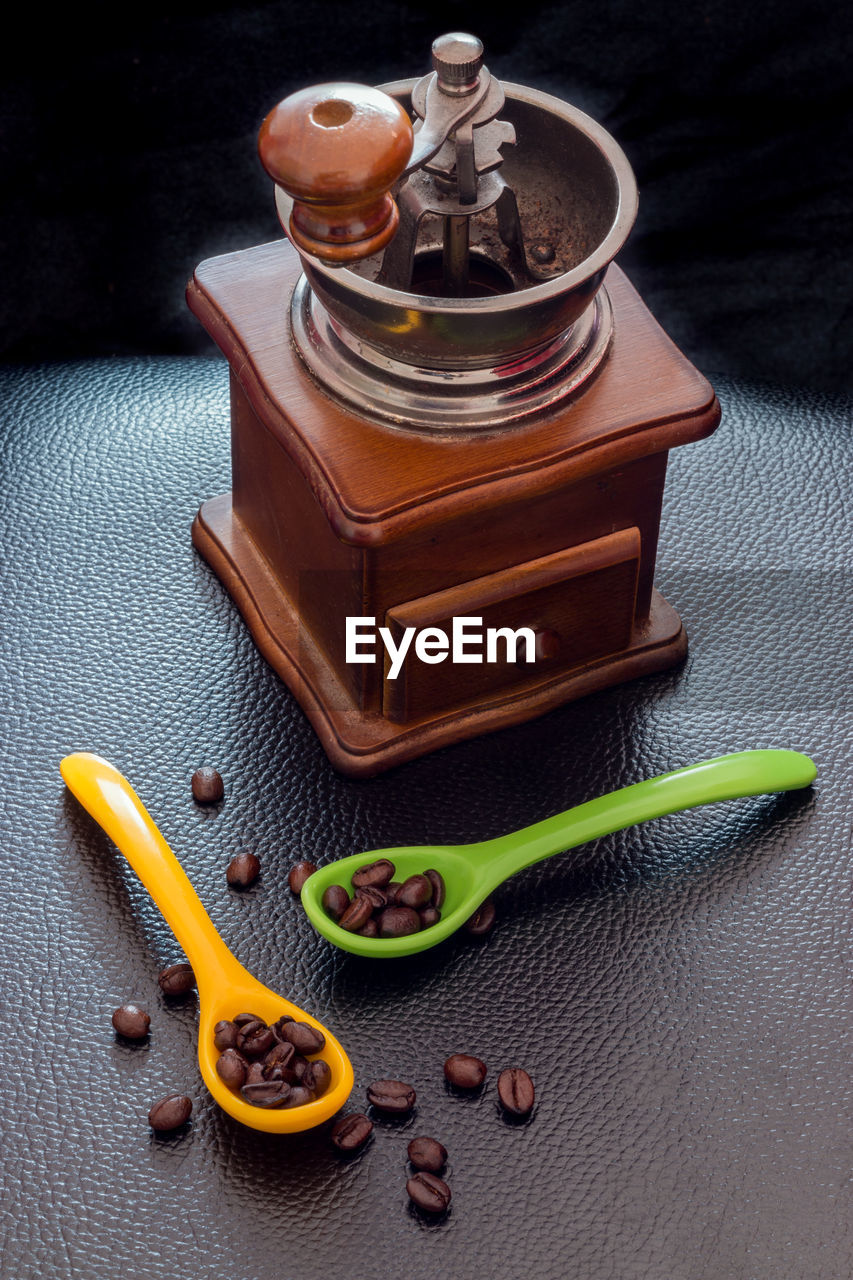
top-left (60, 752), bottom-right (248, 994)
top-left (476, 750), bottom-right (816, 887)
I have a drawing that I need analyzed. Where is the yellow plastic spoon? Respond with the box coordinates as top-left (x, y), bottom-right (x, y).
top-left (60, 751), bottom-right (353, 1134)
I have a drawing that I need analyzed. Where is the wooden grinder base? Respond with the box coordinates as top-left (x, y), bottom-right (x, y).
top-left (188, 241), bottom-right (720, 776)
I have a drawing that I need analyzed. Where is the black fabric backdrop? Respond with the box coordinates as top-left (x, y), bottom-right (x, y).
top-left (2, 0), bottom-right (851, 388)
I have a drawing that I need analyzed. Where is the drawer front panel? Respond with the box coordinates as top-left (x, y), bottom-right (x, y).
top-left (382, 527), bottom-right (640, 723)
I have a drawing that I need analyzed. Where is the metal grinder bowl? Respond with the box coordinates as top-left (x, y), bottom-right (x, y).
top-left (280, 80), bottom-right (638, 429)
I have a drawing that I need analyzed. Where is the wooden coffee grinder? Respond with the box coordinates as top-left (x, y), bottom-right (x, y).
top-left (188, 33), bottom-right (720, 775)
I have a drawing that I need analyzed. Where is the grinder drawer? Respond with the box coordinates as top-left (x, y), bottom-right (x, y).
top-left (382, 527), bottom-right (641, 723)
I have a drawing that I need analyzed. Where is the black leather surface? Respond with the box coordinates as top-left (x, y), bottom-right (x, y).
top-left (1, 358), bottom-right (850, 1279)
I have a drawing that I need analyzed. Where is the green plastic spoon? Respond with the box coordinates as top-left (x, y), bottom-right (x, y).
top-left (300, 749), bottom-right (816, 958)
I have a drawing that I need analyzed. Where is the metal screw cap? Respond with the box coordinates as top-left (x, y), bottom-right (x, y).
top-left (431, 32), bottom-right (484, 93)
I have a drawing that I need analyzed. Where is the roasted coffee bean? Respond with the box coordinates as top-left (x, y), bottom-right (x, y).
top-left (236, 1020), bottom-right (274, 1057)
top-left (406, 1171), bottom-right (451, 1214)
top-left (290, 1054), bottom-right (309, 1081)
top-left (281, 1021), bottom-right (326, 1055)
top-left (288, 861), bottom-right (317, 894)
top-left (339, 894), bottom-right (374, 933)
top-left (366, 1078), bottom-right (416, 1114)
top-left (241, 1078), bottom-right (292, 1108)
top-left (318, 863), bottom-right (453, 940)
top-left (444, 1053), bottom-right (487, 1089)
top-left (148, 1093), bottom-right (192, 1132)
top-left (397, 874), bottom-right (432, 909)
top-left (303, 1059), bottom-right (332, 1097)
top-left (226, 851), bottom-right (261, 888)
top-left (331, 1112), bottom-right (373, 1153)
top-left (214, 1013), bottom-right (326, 1111)
top-left (497, 1067), bottom-right (535, 1117)
top-left (351, 858), bottom-right (395, 889)
top-left (282, 1085), bottom-right (314, 1108)
top-left (424, 869), bottom-right (446, 909)
top-left (270, 1014), bottom-right (295, 1042)
top-left (263, 1041), bottom-right (296, 1073)
top-left (377, 905), bottom-right (421, 937)
top-left (191, 767), bottom-right (224, 804)
top-left (111, 1003), bottom-right (150, 1039)
top-left (215, 1048), bottom-right (248, 1088)
top-left (213, 1019), bottom-right (238, 1051)
top-left (158, 962), bottom-right (196, 996)
top-left (322, 884), bottom-right (350, 922)
top-left (407, 1136), bottom-right (447, 1173)
top-left (464, 897), bottom-right (496, 937)
top-left (233, 1011), bottom-right (263, 1026)
top-left (355, 884), bottom-right (388, 909)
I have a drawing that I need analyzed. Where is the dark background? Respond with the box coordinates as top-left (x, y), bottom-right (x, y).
top-left (2, 0), bottom-right (851, 390)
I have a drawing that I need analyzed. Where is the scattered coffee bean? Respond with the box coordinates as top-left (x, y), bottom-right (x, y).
top-left (331, 1112), bottom-right (373, 1153)
top-left (397, 874), bottom-right (432, 909)
top-left (148, 1093), bottom-right (192, 1132)
top-left (424, 869), bottom-right (446, 908)
top-left (158, 962), bottom-right (196, 996)
top-left (351, 858), bottom-right (395, 889)
top-left (378, 905), bottom-right (421, 938)
top-left (408, 1136), bottom-right (447, 1173)
top-left (288, 861), bottom-right (317, 894)
top-left (464, 897), bottom-right (496, 937)
top-left (407, 1171), bottom-right (451, 1214)
top-left (111, 1004), bottom-right (150, 1039)
top-left (233, 1011), bottom-right (263, 1026)
top-left (226, 852), bottom-right (261, 888)
top-left (322, 884), bottom-right (350, 922)
top-left (444, 1053), bottom-right (487, 1089)
top-left (215, 1047), bottom-right (248, 1088)
top-left (497, 1067), bottom-right (535, 1117)
top-left (339, 894), bottom-right (374, 933)
top-left (191, 767), bottom-right (223, 804)
top-left (213, 1019), bottom-right (238, 1052)
top-left (367, 1078), bottom-right (416, 1115)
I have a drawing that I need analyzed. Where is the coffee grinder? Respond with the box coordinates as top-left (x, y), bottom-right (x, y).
top-left (188, 33), bottom-right (720, 775)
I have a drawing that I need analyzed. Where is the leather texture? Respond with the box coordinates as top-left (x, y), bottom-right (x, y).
top-left (0, 358), bottom-right (849, 1280)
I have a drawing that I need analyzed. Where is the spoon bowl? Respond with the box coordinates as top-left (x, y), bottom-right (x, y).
top-left (60, 752), bottom-right (354, 1134)
top-left (300, 750), bottom-right (817, 958)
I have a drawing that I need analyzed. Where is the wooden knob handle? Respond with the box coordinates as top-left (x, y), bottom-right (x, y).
top-left (258, 82), bottom-right (414, 264)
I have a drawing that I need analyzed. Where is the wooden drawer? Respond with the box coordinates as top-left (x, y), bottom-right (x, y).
top-left (382, 527), bottom-right (641, 723)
